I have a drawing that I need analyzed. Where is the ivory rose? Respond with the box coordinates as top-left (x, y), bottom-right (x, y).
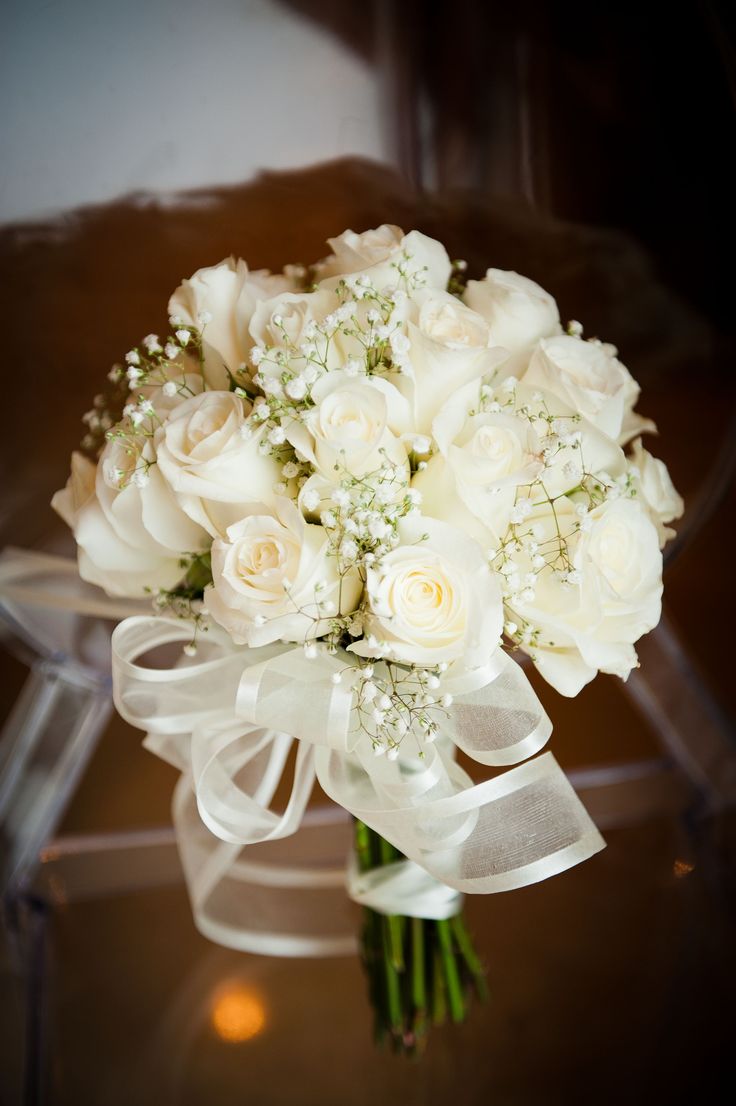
top-left (52, 446), bottom-right (209, 598)
top-left (316, 224), bottom-right (452, 292)
top-left (156, 391), bottom-right (284, 538)
top-left (523, 335), bottom-right (639, 441)
top-left (506, 496), bottom-right (663, 696)
top-left (463, 269), bottom-right (560, 354)
top-left (168, 258), bottom-right (295, 388)
top-left (288, 372), bottom-right (411, 486)
top-left (412, 383), bottom-right (544, 546)
top-left (349, 515), bottom-right (503, 667)
top-left (630, 437), bottom-right (684, 546)
top-left (205, 498), bottom-right (361, 647)
top-left (400, 290), bottom-right (509, 435)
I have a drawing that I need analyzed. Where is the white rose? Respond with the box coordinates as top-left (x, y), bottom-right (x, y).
top-left (168, 258), bottom-right (295, 388)
top-left (630, 438), bottom-right (683, 547)
top-left (464, 269), bottom-right (560, 354)
top-left (349, 515), bottom-right (503, 667)
top-left (156, 391), bottom-right (284, 537)
top-left (287, 372), bottom-right (410, 485)
top-left (412, 379), bottom-right (544, 545)
top-left (401, 290), bottom-right (508, 434)
top-left (619, 373), bottom-right (657, 445)
top-left (52, 445), bottom-right (208, 598)
top-left (316, 224), bottom-right (452, 292)
top-left (248, 288), bottom-right (354, 373)
top-left (523, 335), bottom-right (638, 440)
top-left (505, 497), bottom-right (662, 695)
top-left (205, 498), bottom-right (361, 647)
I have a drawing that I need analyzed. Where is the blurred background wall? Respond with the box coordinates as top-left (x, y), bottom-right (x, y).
top-left (0, 0), bottom-right (388, 225)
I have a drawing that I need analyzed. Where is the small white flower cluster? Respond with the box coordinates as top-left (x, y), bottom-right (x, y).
top-left (319, 461), bottom-right (422, 574)
top-left (346, 660), bottom-right (453, 756)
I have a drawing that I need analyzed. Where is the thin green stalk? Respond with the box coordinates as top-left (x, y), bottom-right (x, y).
top-left (411, 917), bottom-right (427, 1030)
top-left (436, 919), bottom-right (465, 1023)
top-left (379, 835), bottom-right (404, 971)
top-left (354, 819), bottom-right (373, 874)
top-left (451, 915), bottom-right (489, 1001)
top-left (381, 916), bottom-right (404, 1033)
top-left (431, 946), bottom-right (447, 1026)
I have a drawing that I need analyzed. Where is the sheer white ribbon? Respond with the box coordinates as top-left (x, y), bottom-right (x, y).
top-left (0, 548), bottom-right (605, 957)
top-left (111, 613), bottom-right (605, 952)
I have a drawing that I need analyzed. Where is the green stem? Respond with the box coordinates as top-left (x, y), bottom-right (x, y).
top-left (411, 916), bottom-right (427, 1032)
top-left (381, 916), bottom-right (404, 1034)
top-left (451, 915), bottom-right (489, 1001)
top-left (379, 835), bottom-right (404, 971)
top-left (432, 946), bottom-right (447, 1026)
top-left (436, 919), bottom-right (465, 1023)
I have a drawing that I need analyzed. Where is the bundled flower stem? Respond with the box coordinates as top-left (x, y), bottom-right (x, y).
top-left (354, 819), bottom-right (488, 1055)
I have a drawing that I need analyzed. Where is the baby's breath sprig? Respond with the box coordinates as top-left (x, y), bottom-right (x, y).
top-left (346, 660), bottom-right (454, 759)
top-left (146, 551), bottom-right (213, 655)
top-left (80, 320), bottom-right (206, 458)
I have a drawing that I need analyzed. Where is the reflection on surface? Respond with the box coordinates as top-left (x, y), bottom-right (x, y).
top-left (210, 981), bottom-right (267, 1044)
top-left (672, 859), bottom-right (695, 880)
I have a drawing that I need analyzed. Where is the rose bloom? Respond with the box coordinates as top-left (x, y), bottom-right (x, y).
top-left (168, 258), bottom-right (296, 388)
top-left (506, 496), bottom-right (663, 696)
top-left (248, 288), bottom-right (357, 373)
top-left (205, 498), bottom-right (361, 647)
top-left (52, 443), bottom-right (209, 598)
top-left (523, 335), bottom-right (644, 442)
top-left (316, 224), bottom-right (451, 292)
top-left (463, 269), bottom-right (560, 355)
top-left (400, 290), bottom-right (509, 435)
top-left (629, 437), bottom-right (683, 547)
top-left (287, 371), bottom-right (411, 487)
top-left (412, 383), bottom-right (543, 547)
top-left (349, 515), bottom-right (503, 667)
top-left (156, 391), bottom-right (284, 538)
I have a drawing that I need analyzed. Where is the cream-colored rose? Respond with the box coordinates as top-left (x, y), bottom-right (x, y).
top-left (630, 438), bottom-right (683, 547)
top-left (400, 290), bottom-right (509, 434)
top-left (52, 445), bottom-right (209, 598)
top-left (316, 225), bottom-right (451, 292)
top-left (205, 498), bottom-right (361, 647)
top-left (505, 496), bottom-right (662, 695)
top-left (523, 335), bottom-right (638, 441)
top-left (287, 372), bottom-right (410, 487)
top-left (619, 372), bottom-right (657, 445)
top-left (464, 269), bottom-right (560, 354)
top-left (349, 515), bottom-right (503, 667)
top-left (168, 258), bottom-right (295, 388)
top-left (156, 391), bottom-right (284, 537)
top-left (249, 289), bottom-right (336, 351)
top-left (413, 380), bottom-right (544, 545)
top-left (248, 287), bottom-right (359, 376)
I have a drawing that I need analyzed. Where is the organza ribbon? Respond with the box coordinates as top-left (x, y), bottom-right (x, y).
top-left (111, 613), bottom-right (605, 949)
top-left (0, 548), bottom-right (605, 956)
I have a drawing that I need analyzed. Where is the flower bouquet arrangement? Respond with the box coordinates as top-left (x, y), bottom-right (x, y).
top-left (51, 224), bottom-right (682, 1052)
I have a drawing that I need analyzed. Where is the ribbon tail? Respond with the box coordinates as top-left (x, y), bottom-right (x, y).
top-left (172, 775), bottom-right (359, 957)
top-left (316, 747), bottom-right (604, 896)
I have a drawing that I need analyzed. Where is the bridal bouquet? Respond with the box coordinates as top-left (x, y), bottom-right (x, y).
top-left (52, 224), bottom-right (682, 1052)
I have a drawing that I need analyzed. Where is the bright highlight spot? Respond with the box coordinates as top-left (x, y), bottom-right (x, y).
top-left (211, 983), bottom-right (267, 1043)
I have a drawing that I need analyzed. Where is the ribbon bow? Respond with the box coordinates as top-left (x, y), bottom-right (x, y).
top-left (112, 615), bottom-right (604, 954)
